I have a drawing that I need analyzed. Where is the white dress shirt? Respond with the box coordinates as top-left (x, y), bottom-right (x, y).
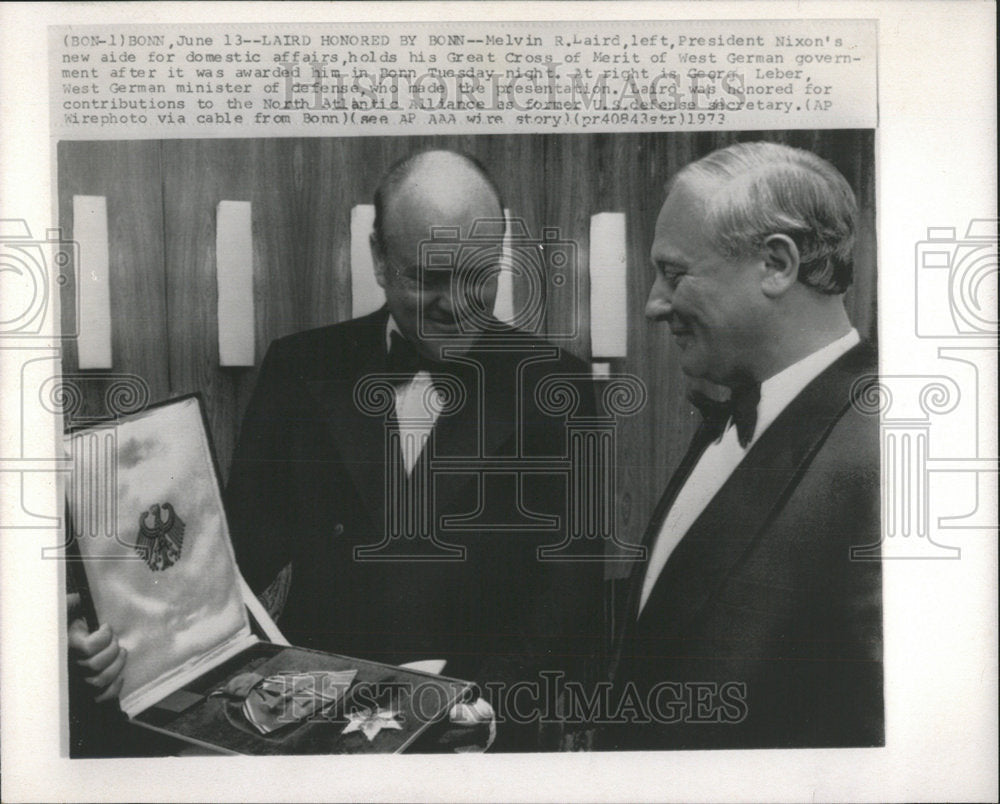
top-left (387, 317), bottom-right (444, 475)
top-left (637, 329), bottom-right (861, 615)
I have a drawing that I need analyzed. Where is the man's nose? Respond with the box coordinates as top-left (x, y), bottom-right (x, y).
top-left (437, 275), bottom-right (483, 316)
top-left (645, 274), bottom-right (673, 321)
top-left (427, 281), bottom-right (457, 315)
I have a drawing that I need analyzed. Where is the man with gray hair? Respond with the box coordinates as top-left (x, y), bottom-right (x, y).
top-left (602, 141), bottom-right (882, 750)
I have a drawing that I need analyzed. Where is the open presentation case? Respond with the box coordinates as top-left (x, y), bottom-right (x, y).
top-left (65, 394), bottom-right (473, 754)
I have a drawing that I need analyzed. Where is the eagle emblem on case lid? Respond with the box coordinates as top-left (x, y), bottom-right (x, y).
top-left (135, 502), bottom-right (185, 571)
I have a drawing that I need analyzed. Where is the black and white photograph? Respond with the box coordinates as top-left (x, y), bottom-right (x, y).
top-left (59, 131), bottom-right (884, 755)
top-left (0, 3), bottom-right (995, 802)
top-left (56, 130), bottom-right (880, 759)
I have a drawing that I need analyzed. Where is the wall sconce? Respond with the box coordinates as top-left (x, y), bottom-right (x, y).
top-left (216, 201), bottom-right (255, 367)
top-left (350, 204), bottom-right (386, 319)
top-left (493, 208), bottom-right (515, 325)
top-left (589, 212), bottom-right (628, 373)
top-left (72, 195), bottom-right (112, 369)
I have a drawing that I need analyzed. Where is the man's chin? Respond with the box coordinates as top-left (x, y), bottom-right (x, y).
top-left (421, 320), bottom-right (459, 335)
top-left (678, 353), bottom-right (716, 385)
top-left (671, 323), bottom-right (696, 339)
top-left (420, 331), bottom-right (480, 360)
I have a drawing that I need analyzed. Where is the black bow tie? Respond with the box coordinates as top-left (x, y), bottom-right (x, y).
top-left (386, 331), bottom-right (446, 379)
top-left (689, 383), bottom-right (761, 448)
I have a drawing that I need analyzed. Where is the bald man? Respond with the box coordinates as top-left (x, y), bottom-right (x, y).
top-left (220, 150), bottom-right (601, 750)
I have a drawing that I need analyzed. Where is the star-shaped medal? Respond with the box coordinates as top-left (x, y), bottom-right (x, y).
top-left (341, 707), bottom-right (404, 742)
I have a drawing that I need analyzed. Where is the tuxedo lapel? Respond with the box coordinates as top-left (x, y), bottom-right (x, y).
top-left (306, 309), bottom-right (392, 532)
top-left (634, 344), bottom-right (876, 640)
top-left (612, 420), bottom-right (717, 662)
top-left (424, 340), bottom-right (521, 514)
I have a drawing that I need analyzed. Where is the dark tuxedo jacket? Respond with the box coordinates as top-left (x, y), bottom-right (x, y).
top-left (225, 308), bottom-right (602, 748)
top-left (602, 343), bottom-right (883, 750)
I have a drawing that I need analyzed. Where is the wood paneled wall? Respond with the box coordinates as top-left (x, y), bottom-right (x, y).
top-left (58, 131), bottom-right (876, 570)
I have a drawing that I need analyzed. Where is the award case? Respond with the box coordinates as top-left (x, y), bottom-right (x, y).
top-left (65, 394), bottom-right (473, 754)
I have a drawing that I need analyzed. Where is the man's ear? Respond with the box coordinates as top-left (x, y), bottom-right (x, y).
top-left (760, 234), bottom-right (800, 298)
top-left (370, 233), bottom-right (388, 290)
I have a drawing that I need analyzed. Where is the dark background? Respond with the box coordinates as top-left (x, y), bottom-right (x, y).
top-left (57, 130), bottom-right (876, 587)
